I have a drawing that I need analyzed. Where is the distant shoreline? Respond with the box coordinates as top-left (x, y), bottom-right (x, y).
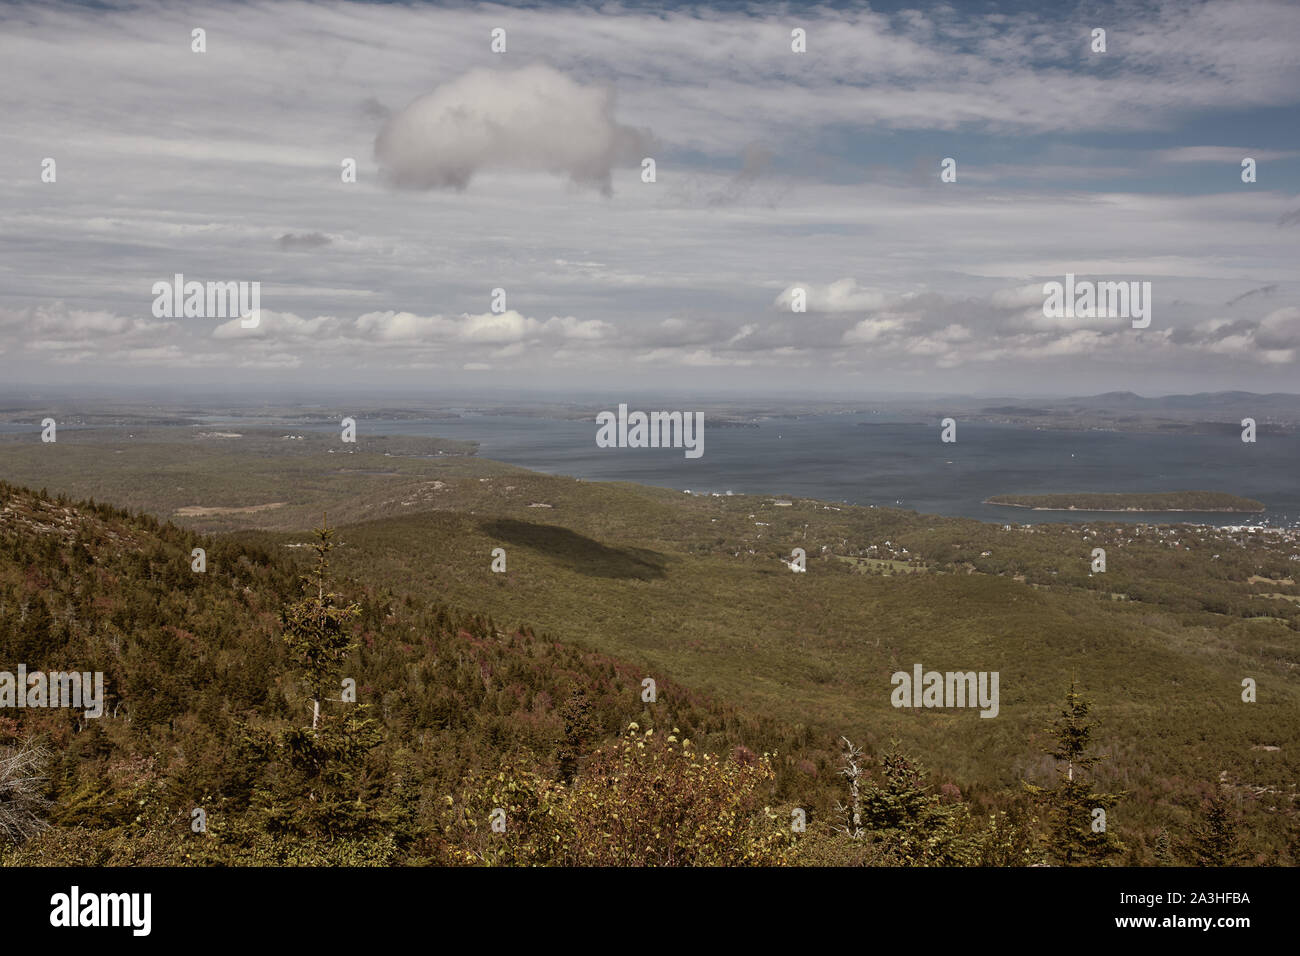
top-left (985, 503), bottom-right (1259, 513)
top-left (985, 491), bottom-right (1265, 513)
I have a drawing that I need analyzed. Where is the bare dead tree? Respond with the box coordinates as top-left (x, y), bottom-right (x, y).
top-left (0, 737), bottom-right (53, 845)
top-left (832, 736), bottom-right (866, 840)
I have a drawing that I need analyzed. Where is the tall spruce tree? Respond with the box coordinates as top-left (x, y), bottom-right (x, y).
top-left (251, 518), bottom-right (383, 838)
top-left (281, 518), bottom-right (359, 732)
top-left (1187, 787), bottom-right (1243, 866)
top-left (857, 746), bottom-right (973, 864)
top-left (1025, 682), bottom-right (1127, 865)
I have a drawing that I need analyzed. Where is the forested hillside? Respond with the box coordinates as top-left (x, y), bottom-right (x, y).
top-left (0, 482), bottom-right (848, 864)
top-left (0, 480), bottom-right (1292, 865)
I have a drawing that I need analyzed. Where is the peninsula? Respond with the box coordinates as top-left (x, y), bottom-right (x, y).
top-left (985, 491), bottom-right (1265, 512)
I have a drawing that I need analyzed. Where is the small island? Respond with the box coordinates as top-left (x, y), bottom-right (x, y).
top-left (985, 491), bottom-right (1265, 512)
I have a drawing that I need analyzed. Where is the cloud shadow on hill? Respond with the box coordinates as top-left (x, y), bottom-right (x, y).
top-left (479, 518), bottom-right (668, 580)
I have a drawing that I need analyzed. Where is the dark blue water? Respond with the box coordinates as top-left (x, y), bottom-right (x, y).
top-left (270, 413), bottom-right (1298, 527)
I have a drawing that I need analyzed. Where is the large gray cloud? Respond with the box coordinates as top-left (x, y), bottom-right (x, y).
top-left (374, 65), bottom-right (652, 195)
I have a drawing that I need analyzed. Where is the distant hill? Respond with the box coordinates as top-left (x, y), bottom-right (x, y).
top-left (959, 390), bottom-right (1300, 433)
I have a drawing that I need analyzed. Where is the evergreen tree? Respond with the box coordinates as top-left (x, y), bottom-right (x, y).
top-left (17, 598), bottom-right (54, 663)
top-left (556, 689), bottom-right (597, 783)
top-left (249, 518), bottom-right (384, 839)
top-left (856, 745), bottom-right (973, 865)
top-left (1025, 682), bottom-right (1127, 865)
top-left (1187, 787), bottom-right (1243, 866)
top-left (281, 518), bottom-right (359, 731)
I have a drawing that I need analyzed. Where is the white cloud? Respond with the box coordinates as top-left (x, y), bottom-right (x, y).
top-left (541, 315), bottom-right (610, 340)
top-left (1255, 305), bottom-right (1300, 349)
top-left (352, 310), bottom-right (445, 343)
top-left (457, 310), bottom-right (539, 344)
top-left (1155, 146), bottom-right (1299, 163)
top-left (842, 315), bottom-right (906, 344)
top-left (213, 310), bottom-right (332, 340)
top-left (375, 65), bottom-right (651, 195)
top-left (776, 279), bottom-right (890, 313)
top-left (990, 284), bottom-right (1046, 310)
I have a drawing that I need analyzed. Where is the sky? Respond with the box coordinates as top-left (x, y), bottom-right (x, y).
top-left (1, 0), bottom-right (1297, 397)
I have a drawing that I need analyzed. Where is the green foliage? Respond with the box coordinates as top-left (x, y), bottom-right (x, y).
top-left (245, 705), bottom-right (387, 840)
top-left (0, 485), bottom-right (826, 864)
top-left (855, 748), bottom-right (978, 865)
top-left (280, 521), bottom-right (360, 715)
top-left (797, 741), bottom-right (1040, 867)
top-left (1185, 788), bottom-right (1244, 866)
top-left (436, 724), bottom-right (794, 866)
top-left (556, 689), bottom-right (597, 783)
top-left (246, 519), bottom-right (388, 839)
top-left (0, 464), bottom-right (1294, 866)
top-left (1025, 683), bottom-right (1127, 865)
